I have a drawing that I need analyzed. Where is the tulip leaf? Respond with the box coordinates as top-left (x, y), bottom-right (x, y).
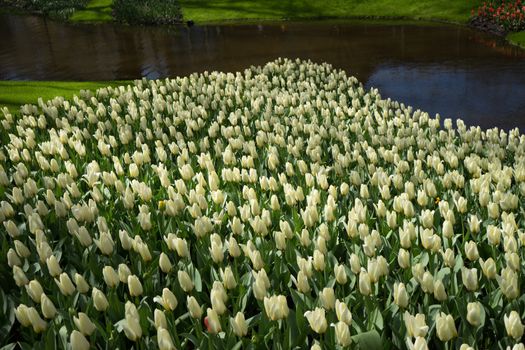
top-left (352, 330), bottom-right (382, 350)
top-left (0, 344), bottom-right (17, 350)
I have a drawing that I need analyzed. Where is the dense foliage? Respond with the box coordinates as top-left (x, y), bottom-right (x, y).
top-left (1, 59), bottom-right (525, 349)
top-left (113, 0), bottom-right (182, 25)
top-left (0, 0), bottom-right (89, 20)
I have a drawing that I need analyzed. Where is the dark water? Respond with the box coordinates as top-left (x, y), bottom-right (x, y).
top-left (1, 14), bottom-right (525, 130)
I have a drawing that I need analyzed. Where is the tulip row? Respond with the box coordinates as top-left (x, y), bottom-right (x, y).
top-left (1, 58), bottom-right (525, 349)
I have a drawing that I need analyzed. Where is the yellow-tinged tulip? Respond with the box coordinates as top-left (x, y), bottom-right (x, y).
top-left (70, 330), bottom-right (90, 350)
top-left (466, 302), bottom-right (482, 327)
top-left (304, 307), bottom-right (327, 334)
top-left (394, 282), bottom-right (409, 308)
top-left (206, 308), bottom-right (222, 334)
top-left (505, 311), bottom-right (524, 340)
top-left (154, 309), bottom-right (167, 330)
top-left (92, 288), bottom-right (109, 312)
top-left (40, 294), bottom-right (57, 319)
top-left (157, 328), bottom-right (176, 350)
top-left (74, 312), bottom-right (96, 336)
top-left (264, 295), bottom-right (289, 321)
top-left (335, 300), bottom-right (352, 325)
top-left (26, 280), bottom-right (44, 303)
top-left (334, 321), bottom-right (351, 346)
top-left (127, 275), bottom-right (143, 296)
top-left (404, 312), bottom-right (428, 338)
top-left (122, 302), bottom-right (142, 341)
top-left (461, 267), bottom-right (478, 292)
top-left (436, 312), bottom-right (457, 342)
top-left (231, 312), bottom-right (248, 337)
top-left (154, 288), bottom-right (178, 311)
top-left (187, 296), bottom-right (202, 319)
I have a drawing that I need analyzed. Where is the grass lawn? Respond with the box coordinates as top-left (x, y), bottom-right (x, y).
top-left (179, 0), bottom-right (483, 24)
top-left (507, 31), bottom-right (525, 48)
top-left (0, 80), bottom-right (129, 114)
top-left (70, 0), bottom-right (113, 22)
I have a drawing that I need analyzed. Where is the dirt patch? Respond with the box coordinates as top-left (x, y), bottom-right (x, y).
top-left (469, 16), bottom-right (507, 36)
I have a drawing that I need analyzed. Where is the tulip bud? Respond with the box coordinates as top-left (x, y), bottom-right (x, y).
top-left (103, 266), bottom-right (120, 288)
top-left (157, 328), bottom-right (176, 350)
top-left (442, 248), bottom-right (455, 268)
top-left (406, 337), bottom-right (429, 350)
top-left (74, 273), bottom-right (90, 293)
top-left (313, 250), bottom-right (325, 271)
top-left (94, 232), bottom-right (114, 255)
top-left (334, 321), bottom-right (351, 346)
top-left (394, 282), bottom-right (409, 308)
top-left (304, 307), bottom-right (327, 334)
top-left (263, 295), bottom-right (289, 321)
top-left (442, 220), bottom-right (453, 239)
top-left (461, 267), bottom-right (478, 291)
top-left (41, 294), bottom-right (57, 319)
top-left (92, 288), bottom-right (109, 312)
top-left (359, 269), bottom-right (372, 295)
top-left (220, 267), bottom-right (237, 290)
top-left (433, 279), bottom-right (448, 302)
top-left (15, 304), bottom-right (32, 327)
top-left (128, 275), bottom-right (143, 297)
top-left (26, 280), bottom-right (44, 303)
top-left (480, 258), bottom-right (497, 279)
top-left (404, 312), bottom-right (428, 338)
top-left (159, 253), bottom-right (172, 273)
top-left (178, 270), bottom-right (194, 292)
top-left (70, 330), bottom-right (90, 350)
top-left (119, 229), bottom-right (133, 250)
top-left (320, 287), bottom-right (335, 310)
top-left (436, 312), bottom-right (457, 342)
top-left (122, 302), bottom-right (142, 341)
top-left (13, 265), bottom-right (29, 286)
top-left (420, 272), bottom-right (434, 294)
top-left (350, 253), bottom-right (361, 274)
top-left (187, 296), bottom-right (203, 319)
top-left (154, 309), bottom-right (167, 330)
top-left (27, 307), bottom-right (47, 333)
top-left (14, 240), bottom-right (30, 258)
top-left (464, 241), bottom-right (479, 261)
top-left (206, 308), bottom-right (222, 334)
top-left (487, 225), bottom-right (501, 246)
top-left (334, 264), bottom-right (347, 285)
top-left (74, 312), bottom-right (96, 336)
top-left (466, 302), bottom-right (482, 327)
top-left (505, 311), bottom-right (524, 340)
top-left (335, 300), bottom-right (352, 325)
top-left (398, 249), bottom-right (410, 269)
top-left (459, 344), bottom-right (474, 350)
top-left (154, 288), bottom-right (178, 311)
top-left (7, 249), bottom-right (21, 267)
top-left (231, 312), bottom-right (248, 337)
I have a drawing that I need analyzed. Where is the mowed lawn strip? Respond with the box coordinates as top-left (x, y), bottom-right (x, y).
top-left (70, 0), bottom-right (113, 22)
top-left (0, 80), bottom-right (130, 114)
top-left (179, 0), bottom-right (484, 24)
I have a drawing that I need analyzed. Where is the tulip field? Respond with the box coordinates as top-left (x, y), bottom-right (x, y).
top-left (2, 58), bottom-right (525, 349)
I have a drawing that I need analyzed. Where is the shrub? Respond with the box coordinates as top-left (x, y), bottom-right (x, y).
top-left (113, 0), bottom-right (182, 25)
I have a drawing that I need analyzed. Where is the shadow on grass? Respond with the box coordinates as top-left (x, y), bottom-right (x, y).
top-left (180, 0), bottom-right (324, 21)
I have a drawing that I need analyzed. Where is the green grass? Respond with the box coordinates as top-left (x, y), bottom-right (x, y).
top-left (507, 31), bottom-right (525, 48)
top-left (0, 81), bottom-right (129, 114)
top-left (70, 0), bottom-right (113, 22)
top-left (179, 0), bottom-right (483, 24)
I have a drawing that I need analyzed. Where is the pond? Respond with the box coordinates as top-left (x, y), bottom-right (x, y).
top-left (1, 13), bottom-right (525, 130)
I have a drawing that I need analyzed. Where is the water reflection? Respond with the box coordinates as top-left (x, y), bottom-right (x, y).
top-left (1, 14), bottom-right (525, 129)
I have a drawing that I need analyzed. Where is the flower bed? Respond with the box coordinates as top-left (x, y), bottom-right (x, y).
top-left (1, 59), bottom-right (525, 349)
top-left (473, 0), bottom-right (525, 32)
